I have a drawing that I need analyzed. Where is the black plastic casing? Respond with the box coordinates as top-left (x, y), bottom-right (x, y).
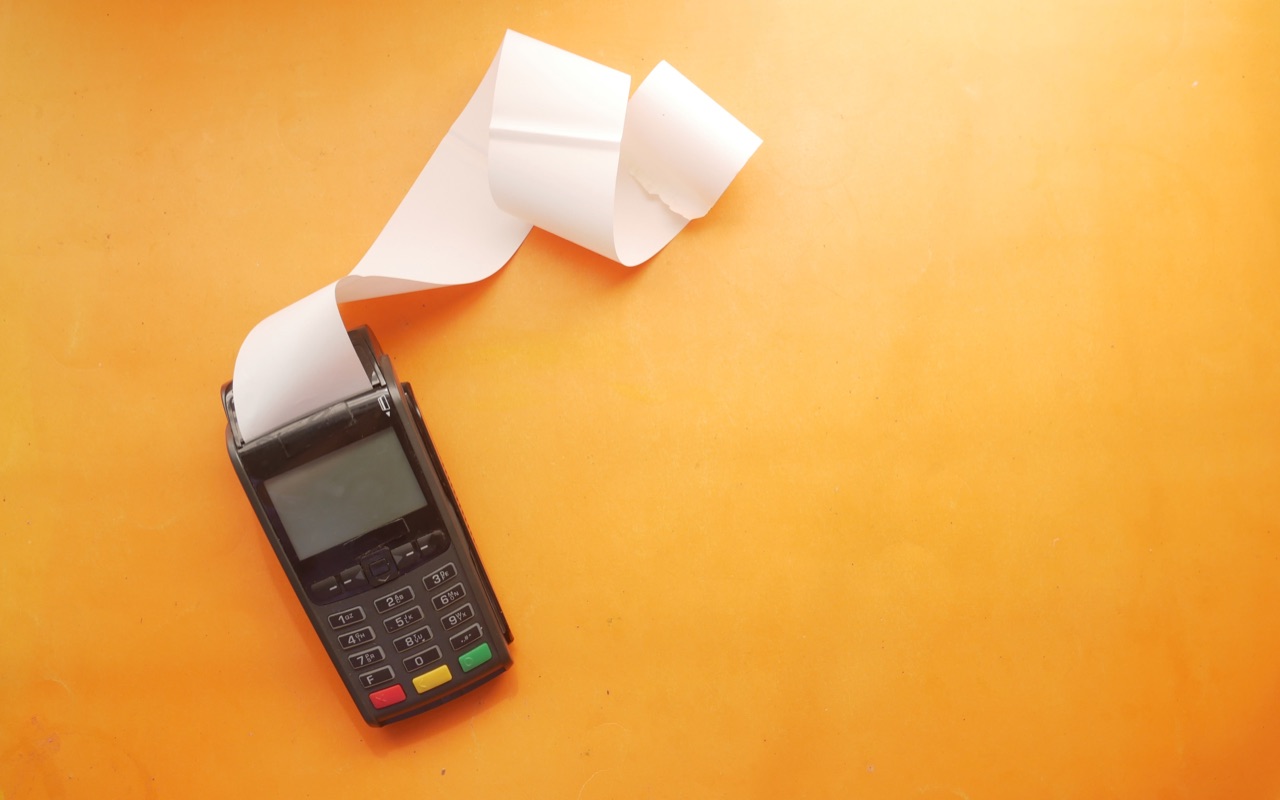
top-left (221, 326), bottom-right (512, 726)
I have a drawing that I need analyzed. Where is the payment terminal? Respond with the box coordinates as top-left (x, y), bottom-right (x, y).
top-left (221, 327), bottom-right (512, 726)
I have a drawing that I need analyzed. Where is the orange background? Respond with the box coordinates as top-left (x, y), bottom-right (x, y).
top-left (2, 1), bottom-right (1278, 798)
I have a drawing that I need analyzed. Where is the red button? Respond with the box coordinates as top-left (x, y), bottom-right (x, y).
top-left (369, 684), bottom-right (406, 709)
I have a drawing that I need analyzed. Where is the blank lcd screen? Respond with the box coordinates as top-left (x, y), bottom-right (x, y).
top-left (263, 428), bottom-right (428, 561)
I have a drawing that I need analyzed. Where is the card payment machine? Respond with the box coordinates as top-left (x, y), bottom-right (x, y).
top-left (221, 327), bottom-right (513, 726)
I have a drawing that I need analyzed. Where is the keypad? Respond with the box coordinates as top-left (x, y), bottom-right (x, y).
top-left (310, 528), bottom-right (453, 610)
top-left (432, 582), bottom-right (466, 611)
top-left (319, 561), bottom-right (501, 714)
top-left (383, 605), bottom-right (425, 633)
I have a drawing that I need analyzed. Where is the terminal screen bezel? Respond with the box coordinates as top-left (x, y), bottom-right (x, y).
top-left (264, 427), bottom-right (428, 561)
top-left (241, 387), bottom-right (448, 590)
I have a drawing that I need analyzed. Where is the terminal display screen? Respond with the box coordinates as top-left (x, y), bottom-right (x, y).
top-left (263, 428), bottom-right (427, 560)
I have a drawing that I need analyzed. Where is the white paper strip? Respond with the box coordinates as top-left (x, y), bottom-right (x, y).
top-left (232, 30), bottom-right (760, 442)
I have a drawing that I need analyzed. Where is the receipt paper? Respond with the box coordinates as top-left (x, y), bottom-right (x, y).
top-left (232, 30), bottom-right (761, 442)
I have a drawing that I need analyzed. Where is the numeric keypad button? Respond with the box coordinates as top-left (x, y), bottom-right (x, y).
top-left (374, 586), bottom-right (415, 614)
top-left (431, 582), bottom-right (466, 611)
top-left (392, 626), bottom-right (433, 653)
top-left (347, 646), bottom-right (385, 670)
top-left (441, 603), bottom-right (475, 631)
top-left (337, 626), bottom-right (375, 651)
top-left (383, 605), bottom-right (425, 633)
top-left (402, 647), bottom-right (443, 672)
top-left (422, 562), bottom-right (457, 590)
top-left (327, 606), bottom-right (366, 630)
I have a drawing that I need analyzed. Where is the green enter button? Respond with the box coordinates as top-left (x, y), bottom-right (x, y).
top-left (458, 642), bottom-right (493, 673)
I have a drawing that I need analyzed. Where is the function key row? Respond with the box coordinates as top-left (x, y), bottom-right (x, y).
top-left (391, 530), bottom-right (449, 572)
top-left (309, 530), bottom-right (450, 603)
top-left (310, 565), bottom-right (374, 602)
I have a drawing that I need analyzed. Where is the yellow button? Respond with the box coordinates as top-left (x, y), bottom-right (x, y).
top-left (412, 664), bottom-right (452, 694)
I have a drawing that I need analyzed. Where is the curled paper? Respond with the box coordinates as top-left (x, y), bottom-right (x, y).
top-left (232, 30), bottom-right (761, 442)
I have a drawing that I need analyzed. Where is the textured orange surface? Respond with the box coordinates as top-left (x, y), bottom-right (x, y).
top-left (2, 2), bottom-right (1279, 798)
